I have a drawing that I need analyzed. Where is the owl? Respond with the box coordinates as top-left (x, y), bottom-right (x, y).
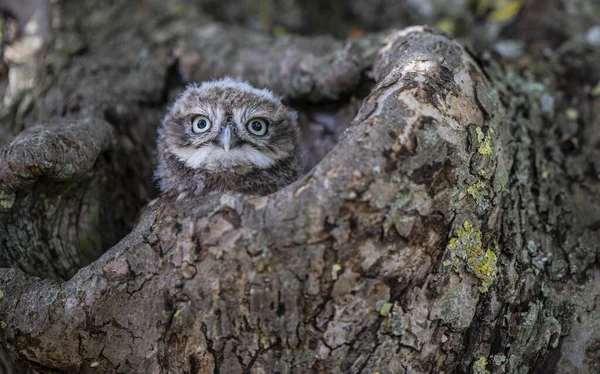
top-left (154, 78), bottom-right (302, 199)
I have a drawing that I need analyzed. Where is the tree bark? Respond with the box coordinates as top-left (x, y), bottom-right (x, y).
top-left (0, 1), bottom-right (599, 373)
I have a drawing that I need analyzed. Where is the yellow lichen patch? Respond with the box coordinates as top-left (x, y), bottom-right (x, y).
top-left (477, 0), bottom-right (523, 22)
top-left (489, 0), bottom-right (523, 22)
top-left (331, 264), bottom-right (342, 281)
top-left (541, 169), bottom-right (549, 179)
top-left (436, 18), bottom-right (455, 33)
top-left (0, 321), bottom-right (6, 329)
top-left (0, 289), bottom-right (4, 299)
top-left (467, 180), bottom-right (483, 197)
top-left (173, 309), bottom-right (183, 326)
top-left (473, 356), bottom-right (490, 374)
top-left (476, 127), bottom-right (494, 155)
top-left (592, 81), bottom-right (600, 97)
top-left (272, 25), bottom-right (287, 38)
top-left (467, 180), bottom-right (490, 209)
top-left (565, 107), bottom-right (579, 121)
top-left (443, 221), bottom-right (498, 293)
top-left (0, 189), bottom-right (15, 209)
top-left (379, 302), bottom-right (393, 317)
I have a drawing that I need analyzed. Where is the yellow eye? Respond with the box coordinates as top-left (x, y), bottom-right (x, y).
top-left (192, 116), bottom-right (211, 133)
top-left (246, 118), bottom-right (268, 136)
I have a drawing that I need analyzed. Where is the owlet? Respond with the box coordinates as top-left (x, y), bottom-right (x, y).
top-left (154, 78), bottom-right (301, 199)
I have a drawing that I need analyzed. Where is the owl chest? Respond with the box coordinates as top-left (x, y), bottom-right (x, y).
top-left (201, 169), bottom-right (264, 194)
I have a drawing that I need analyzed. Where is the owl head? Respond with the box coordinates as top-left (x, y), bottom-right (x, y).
top-left (161, 78), bottom-right (299, 173)
top-left (155, 78), bottom-right (301, 198)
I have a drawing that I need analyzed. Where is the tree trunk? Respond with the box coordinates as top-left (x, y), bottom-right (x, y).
top-left (0, 0), bottom-right (599, 373)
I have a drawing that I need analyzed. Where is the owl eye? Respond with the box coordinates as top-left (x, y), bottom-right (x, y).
top-left (246, 118), bottom-right (268, 136)
top-left (191, 116), bottom-right (211, 133)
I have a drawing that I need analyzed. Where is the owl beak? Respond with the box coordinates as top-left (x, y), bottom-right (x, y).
top-left (219, 126), bottom-right (233, 152)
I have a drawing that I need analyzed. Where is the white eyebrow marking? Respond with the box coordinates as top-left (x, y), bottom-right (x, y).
top-left (233, 107), bottom-right (268, 127)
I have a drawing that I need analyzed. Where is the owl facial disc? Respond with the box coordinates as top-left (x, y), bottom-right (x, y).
top-left (154, 77), bottom-right (302, 198)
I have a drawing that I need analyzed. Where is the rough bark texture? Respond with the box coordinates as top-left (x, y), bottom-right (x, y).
top-left (0, 0), bottom-right (599, 373)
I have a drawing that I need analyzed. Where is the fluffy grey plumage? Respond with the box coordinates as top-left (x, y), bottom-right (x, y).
top-left (154, 78), bottom-right (301, 199)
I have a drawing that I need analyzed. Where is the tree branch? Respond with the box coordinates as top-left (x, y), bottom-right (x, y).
top-left (0, 26), bottom-right (512, 372)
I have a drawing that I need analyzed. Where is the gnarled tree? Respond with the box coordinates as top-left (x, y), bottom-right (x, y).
top-left (0, 0), bottom-right (599, 373)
